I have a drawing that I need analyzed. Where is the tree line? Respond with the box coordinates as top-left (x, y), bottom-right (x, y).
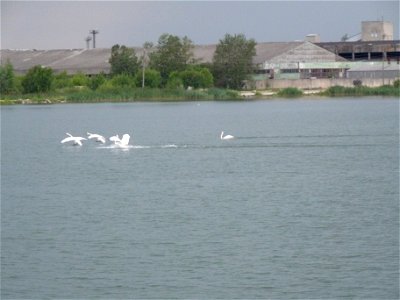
top-left (0, 33), bottom-right (256, 95)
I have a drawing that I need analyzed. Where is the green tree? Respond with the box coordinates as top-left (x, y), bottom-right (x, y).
top-left (212, 33), bottom-right (256, 89)
top-left (135, 69), bottom-right (161, 88)
top-left (109, 44), bottom-right (139, 76)
top-left (140, 42), bottom-right (154, 88)
top-left (21, 65), bottom-right (53, 93)
top-left (150, 33), bottom-right (194, 85)
top-left (179, 67), bottom-right (213, 89)
top-left (0, 60), bottom-right (15, 94)
top-left (166, 71), bottom-right (184, 89)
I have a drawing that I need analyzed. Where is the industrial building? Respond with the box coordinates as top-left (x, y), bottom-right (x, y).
top-left (1, 41), bottom-right (346, 78)
top-left (347, 62), bottom-right (400, 81)
top-left (361, 21), bottom-right (394, 41)
top-left (1, 19), bottom-right (399, 90)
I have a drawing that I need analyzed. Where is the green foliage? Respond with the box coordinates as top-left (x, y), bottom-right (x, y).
top-left (109, 44), bottom-right (139, 76)
top-left (89, 73), bottom-right (106, 90)
top-left (277, 87), bottom-right (303, 97)
top-left (60, 86), bottom-right (239, 102)
top-left (150, 33), bottom-right (194, 85)
top-left (135, 69), bottom-right (161, 88)
top-left (71, 72), bottom-right (89, 86)
top-left (212, 33), bottom-right (256, 89)
top-left (21, 65), bottom-right (53, 93)
top-left (110, 74), bottom-right (136, 87)
top-left (179, 67), bottom-right (214, 89)
top-left (53, 71), bottom-right (72, 89)
top-left (13, 76), bottom-right (23, 93)
top-left (166, 72), bottom-right (184, 89)
top-left (0, 61), bottom-right (16, 94)
top-left (393, 79), bottom-right (400, 88)
top-left (324, 85), bottom-right (399, 97)
top-left (180, 70), bottom-right (203, 89)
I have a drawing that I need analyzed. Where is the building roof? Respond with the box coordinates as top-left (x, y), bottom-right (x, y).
top-left (0, 48), bottom-right (111, 74)
top-left (0, 41), bottom-right (346, 75)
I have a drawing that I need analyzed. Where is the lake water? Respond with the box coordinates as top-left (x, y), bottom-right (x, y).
top-left (1, 98), bottom-right (399, 299)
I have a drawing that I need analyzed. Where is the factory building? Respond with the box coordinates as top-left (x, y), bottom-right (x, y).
top-left (361, 21), bottom-right (394, 41)
top-left (253, 41), bottom-right (347, 80)
top-left (347, 62), bottom-right (400, 80)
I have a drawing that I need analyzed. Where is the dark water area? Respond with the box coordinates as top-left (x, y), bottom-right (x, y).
top-left (1, 98), bottom-right (399, 299)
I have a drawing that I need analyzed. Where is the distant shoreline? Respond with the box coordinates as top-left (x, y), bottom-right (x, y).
top-left (1, 86), bottom-right (399, 105)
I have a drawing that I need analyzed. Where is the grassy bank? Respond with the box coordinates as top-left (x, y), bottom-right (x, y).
top-left (0, 87), bottom-right (240, 104)
top-left (1, 85), bottom-right (399, 105)
top-left (322, 85), bottom-right (399, 97)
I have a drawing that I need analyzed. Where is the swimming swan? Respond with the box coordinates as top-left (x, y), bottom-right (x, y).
top-left (220, 131), bottom-right (234, 140)
top-left (109, 134), bottom-right (131, 148)
top-left (61, 133), bottom-right (87, 146)
top-left (109, 134), bottom-right (121, 143)
top-left (87, 132), bottom-right (106, 143)
top-left (115, 134), bottom-right (131, 148)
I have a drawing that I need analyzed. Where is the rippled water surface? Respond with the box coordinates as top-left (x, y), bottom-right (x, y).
top-left (1, 98), bottom-right (399, 299)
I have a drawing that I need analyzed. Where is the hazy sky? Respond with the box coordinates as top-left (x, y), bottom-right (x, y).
top-left (1, 1), bottom-right (399, 50)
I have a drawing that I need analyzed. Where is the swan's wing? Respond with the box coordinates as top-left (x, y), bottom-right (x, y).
top-left (66, 133), bottom-right (73, 137)
top-left (61, 137), bottom-right (74, 143)
top-left (98, 136), bottom-right (106, 143)
top-left (75, 139), bottom-right (83, 146)
top-left (109, 135), bottom-right (121, 143)
top-left (120, 134), bottom-right (130, 146)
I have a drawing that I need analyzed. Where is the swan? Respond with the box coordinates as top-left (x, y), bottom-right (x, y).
top-left (115, 134), bottom-right (131, 148)
top-left (109, 134), bottom-right (121, 143)
top-left (87, 132), bottom-right (106, 144)
top-left (109, 134), bottom-right (131, 148)
top-left (220, 131), bottom-right (234, 140)
top-left (61, 133), bottom-right (87, 146)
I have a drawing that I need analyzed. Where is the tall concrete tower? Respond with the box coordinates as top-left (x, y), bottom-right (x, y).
top-left (361, 21), bottom-right (393, 41)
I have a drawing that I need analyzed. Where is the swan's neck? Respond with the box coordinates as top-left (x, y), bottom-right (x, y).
top-left (221, 132), bottom-right (224, 139)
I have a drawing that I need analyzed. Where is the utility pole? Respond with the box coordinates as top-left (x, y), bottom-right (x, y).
top-left (85, 36), bottom-right (92, 49)
top-left (89, 29), bottom-right (99, 48)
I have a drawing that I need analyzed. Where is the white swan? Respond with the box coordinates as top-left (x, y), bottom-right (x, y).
top-left (61, 133), bottom-right (87, 146)
top-left (109, 134), bottom-right (131, 148)
top-left (109, 134), bottom-right (121, 143)
top-left (115, 134), bottom-right (131, 148)
top-left (87, 132), bottom-right (106, 144)
top-left (220, 131), bottom-right (234, 140)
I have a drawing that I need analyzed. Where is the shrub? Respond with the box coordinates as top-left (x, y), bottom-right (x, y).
top-left (21, 65), bottom-right (53, 93)
top-left (394, 79), bottom-right (400, 88)
top-left (179, 67), bottom-right (214, 89)
top-left (71, 72), bottom-right (89, 86)
top-left (277, 87), bottom-right (303, 97)
top-left (110, 74), bottom-right (135, 87)
top-left (166, 72), bottom-right (184, 89)
top-left (135, 69), bottom-right (162, 88)
top-left (89, 74), bottom-right (106, 90)
top-left (53, 71), bottom-right (72, 89)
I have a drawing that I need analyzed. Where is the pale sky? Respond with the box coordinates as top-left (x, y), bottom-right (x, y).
top-left (1, 1), bottom-right (399, 50)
